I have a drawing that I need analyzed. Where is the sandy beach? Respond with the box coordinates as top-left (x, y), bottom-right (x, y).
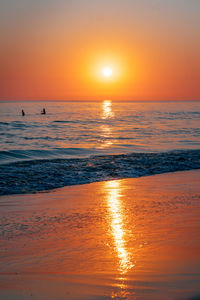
top-left (0, 170), bottom-right (200, 300)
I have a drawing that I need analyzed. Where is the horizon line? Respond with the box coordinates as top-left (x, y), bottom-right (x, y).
top-left (0, 99), bottom-right (200, 103)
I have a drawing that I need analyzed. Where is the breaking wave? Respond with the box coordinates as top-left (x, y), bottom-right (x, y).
top-left (0, 149), bottom-right (200, 195)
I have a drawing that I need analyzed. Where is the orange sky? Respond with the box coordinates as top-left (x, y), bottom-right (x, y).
top-left (0, 0), bottom-right (200, 101)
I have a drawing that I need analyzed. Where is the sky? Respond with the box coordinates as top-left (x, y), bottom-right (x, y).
top-left (0, 0), bottom-right (200, 101)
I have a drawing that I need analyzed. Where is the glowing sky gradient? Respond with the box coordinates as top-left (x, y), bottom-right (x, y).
top-left (0, 0), bottom-right (200, 101)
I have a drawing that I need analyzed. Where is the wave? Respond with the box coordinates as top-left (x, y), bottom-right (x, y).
top-left (0, 150), bottom-right (200, 195)
top-left (0, 148), bottom-right (95, 164)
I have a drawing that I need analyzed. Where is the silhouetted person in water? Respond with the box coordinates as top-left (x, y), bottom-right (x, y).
top-left (41, 108), bottom-right (46, 115)
top-left (22, 110), bottom-right (25, 116)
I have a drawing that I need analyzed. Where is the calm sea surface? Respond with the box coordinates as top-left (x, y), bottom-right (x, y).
top-left (0, 101), bottom-right (200, 194)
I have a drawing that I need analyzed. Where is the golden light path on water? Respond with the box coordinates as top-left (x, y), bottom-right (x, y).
top-left (100, 125), bottom-right (113, 148)
top-left (102, 100), bottom-right (114, 119)
top-left (100, 100), bottom-right (114, 149)
top-left (101, 100), bottom-right (134, 274)
top-left (105, 180), bottom-right (135, 274)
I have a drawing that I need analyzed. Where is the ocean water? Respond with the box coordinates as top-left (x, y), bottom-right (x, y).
top-left (0, 100), bottom-right (200, 195)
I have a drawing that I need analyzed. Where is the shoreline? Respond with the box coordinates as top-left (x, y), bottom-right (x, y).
top-left (1, 167), bottom-right (200, 198)
top-left (1, 150), bottom-right (200, 196)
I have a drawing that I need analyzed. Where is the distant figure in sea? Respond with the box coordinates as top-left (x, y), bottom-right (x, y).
top-left (41, 108), bottom-right (46, 115)
top-left (22, 110), bottom-right (25, 116)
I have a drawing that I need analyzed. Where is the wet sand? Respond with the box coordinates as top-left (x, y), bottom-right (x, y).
top-left (0, 170), bottom-right (200, 300)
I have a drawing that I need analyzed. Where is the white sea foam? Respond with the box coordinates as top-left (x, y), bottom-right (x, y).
top-left (0, 150), bottom-right (200, 195)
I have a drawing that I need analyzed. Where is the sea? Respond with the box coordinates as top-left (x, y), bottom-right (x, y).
top-left (0, 100), bottom-right (200, 195)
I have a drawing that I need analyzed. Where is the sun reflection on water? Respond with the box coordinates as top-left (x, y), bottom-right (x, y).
top-left (99, 124), bottom-right (113, 148)
top-left (105, 180), bottom-right (134, 274)
top-left (99, 100), bottom-right (115, 149)
top-left (102, 100), bottom-right (114, 119)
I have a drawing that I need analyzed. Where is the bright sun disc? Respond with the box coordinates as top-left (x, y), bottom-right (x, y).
top-left (103, 67), bottom-right (113, 77)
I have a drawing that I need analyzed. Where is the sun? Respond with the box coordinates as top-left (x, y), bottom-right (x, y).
top-left (103, 67), bottom-right (113, 77)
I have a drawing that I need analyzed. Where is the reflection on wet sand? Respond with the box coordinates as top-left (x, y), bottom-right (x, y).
top-left (1, 171), bottom-right (200, 299)
top-left (105, 180), bottom-right (134, 274)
